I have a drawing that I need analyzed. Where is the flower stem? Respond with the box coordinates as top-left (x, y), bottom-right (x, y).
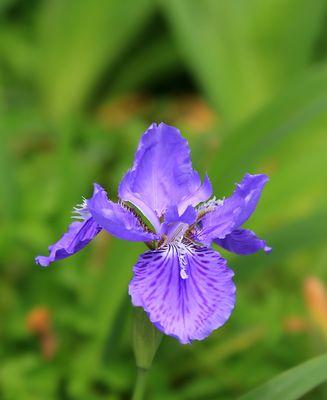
top-left (132, 367), bottom-right (148, 400)
top-left (132, 308), bottom-right (163, 400)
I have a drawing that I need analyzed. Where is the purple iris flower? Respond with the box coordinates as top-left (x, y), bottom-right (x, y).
top-left (36, 123), bottom-right (270, 344)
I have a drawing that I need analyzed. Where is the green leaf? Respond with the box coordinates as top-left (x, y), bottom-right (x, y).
top-left (35, 0), bottom-right (153, 119)
top-left (162, 0), bottom-right (326, 124)
top-left (207, 65), bottom-right (327, 264)
top-left (133, 307), bottom-right (162, 370)
top-left (239, 353), bottom-right (327, 400)
top-left (109, 35), bottom-right (180, 95)
top-left (68, 239), bottom-right (145, 398)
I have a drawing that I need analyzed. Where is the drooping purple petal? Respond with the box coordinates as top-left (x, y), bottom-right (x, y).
top-left (196, 173), bottom-right (269, 245)
top-left (35, 185), bottom-right (104, 267)
top-left (35, 218), bottom-right (101, 267)
top-left (87, 183), bottom-right (159, 242)
top-left (195, 200), bottom-right (242, 245)
top-left (118, 123), bottom-right (212, 231)
top-left (215, 229), bottom-right (271, 255)
top-left (129, 244), bottom-right (236, 344)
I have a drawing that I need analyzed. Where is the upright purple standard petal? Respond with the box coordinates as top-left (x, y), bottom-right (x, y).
top-left (197, 173), bottom-right (269, 245)
top-left (214, 229), bottom-right (271, 255)
top-left (35, 218), bottom-right (101, 267)
top-left (179, 174), bottom-right (212, 215)
top-left (87, 184), bottom-right (159, 242)
top-left (230, 173), bottom-right (269, 227)
top-left (118, 123), bottom-right (212, 230)
top-left (129, 244), bottom-right (236, 344)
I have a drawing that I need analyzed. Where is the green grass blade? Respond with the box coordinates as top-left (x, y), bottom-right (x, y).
top-left (35, 0), bottom-right (153, 119)
top-left (239, 353), bottom-right (327, 400)
top-left (213, 65), bottom-right (326, 230)
top-left (163, 0), bottom-right (326, 124)
top-left (109, 35), bottom-right (180, 95)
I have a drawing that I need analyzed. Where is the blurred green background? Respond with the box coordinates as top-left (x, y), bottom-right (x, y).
top-left (1, 0), bottom-right (327, 399)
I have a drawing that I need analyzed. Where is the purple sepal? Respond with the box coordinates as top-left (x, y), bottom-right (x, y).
top-left (87, 183), bottom-right (159, 242)
top-left (214, 229), bottom-right (271, 255)
top-left (129, 244), bottom-right (235, 344)
top-left (35, 217), bottom-right (101, 267)
top-left (35, 184), bottom-right (104, 267)
top-left (197, 173), bottom-right (269, 245)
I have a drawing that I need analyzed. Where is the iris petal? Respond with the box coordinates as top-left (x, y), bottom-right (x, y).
top-left (197, 173), bottom-right (269, 245)
top-left (35, 184), bottom-right (105, 267)
top-left (231, 173), bottom-right (269, 226)
top-left (129, 244), bottom-right (236, 344)
top-left (215, 229), bottom-right (271, 255)
top-left (161, 205), bottom-right (197, 240)
top-left (35, 217), bottom-right (101, 267)
top-left (179, 174), bottom-right (213, 215)
top-left (87, 183), bottom-right (159, 242)
top-left (118, 123), bottom-right (212, 230)
top-left (165, 205), bottom-right (197, 226)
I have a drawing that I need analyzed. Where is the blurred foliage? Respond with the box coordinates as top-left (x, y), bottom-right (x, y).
top-left (0, 0), bottom-right (327, 399)
top-left (240, 353), bottom-right (327, 400)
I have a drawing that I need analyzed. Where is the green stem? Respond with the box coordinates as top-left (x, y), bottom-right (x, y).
top-left (132, 368), bottom-right (148, 400)
top-left (132, 308), bottom-right (163, 400)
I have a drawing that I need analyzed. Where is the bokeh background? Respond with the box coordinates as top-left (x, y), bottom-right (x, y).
top-left (1, 1), bottom-right (327, 399)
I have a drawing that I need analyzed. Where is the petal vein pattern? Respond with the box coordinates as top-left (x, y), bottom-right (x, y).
top-left (129, 244), bottom-right (236, 344)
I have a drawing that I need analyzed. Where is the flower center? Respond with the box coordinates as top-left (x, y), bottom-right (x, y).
top-left (168, 222), bottom-right (189, 243)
